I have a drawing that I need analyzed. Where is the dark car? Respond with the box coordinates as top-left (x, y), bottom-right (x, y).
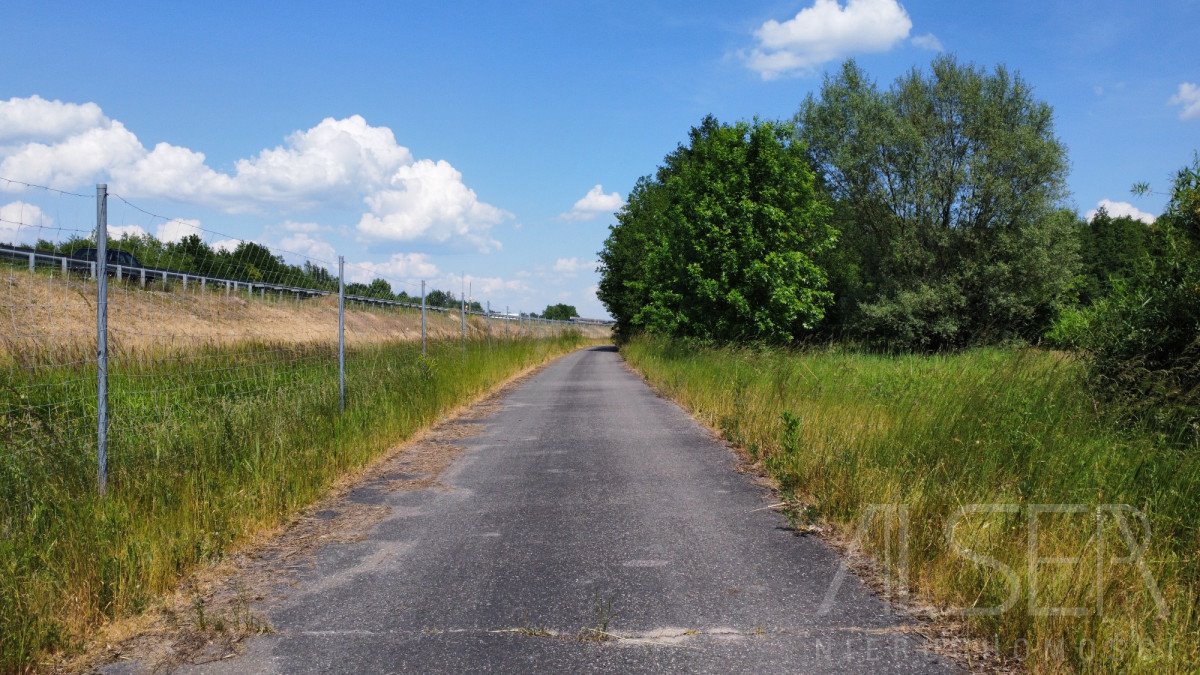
top-left (68, 248), bottom-right (150, 277)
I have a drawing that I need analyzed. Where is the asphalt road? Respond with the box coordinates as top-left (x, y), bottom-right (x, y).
top-left (178, 345), bottom-right (956, 673)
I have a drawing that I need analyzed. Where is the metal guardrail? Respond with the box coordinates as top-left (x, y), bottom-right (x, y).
top-left (0, 244), bottom-right (615, 325)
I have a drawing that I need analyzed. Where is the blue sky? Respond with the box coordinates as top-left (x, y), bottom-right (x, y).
top-left (2, 0), bottom-right (1197, 318)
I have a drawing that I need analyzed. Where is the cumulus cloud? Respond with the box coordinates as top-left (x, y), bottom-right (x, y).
top-left (459, 274), bottom-right (530, 298)
top-left (744, 0), bottom-right (913, 79)
top-left (348, 252), bottom-right (441, 284)
top-left (1, 122), bottom-right (144, 191)
top-left (911, 33), bottom-right (943, 51)
top-left (0, 98), bottom-right (509, 251)
top-left (0, 201), bottom-right (53, 244)
top-left (156, 218), bottom-right (203, 243)
top-left (559, 184), bottom-right (624, 222)
top-left (115, 115), bottom-right (417, 210)
top-left (211, 239), bottom-right (242, 253)
top-left (552, 257), bottom-right (596, 275)
top-left (279, 232), bottom-right (337, 263)
top-left (1086, 199), bottom-right (1156, 225)
top-left (108, 224), bottom-right (150, 239)
top-left (1169, 82), bottom-right (1200, 120)
top-left (357, 159), bottom-right (509, 252)
top-left (0, 95), bottom-right (108, 144)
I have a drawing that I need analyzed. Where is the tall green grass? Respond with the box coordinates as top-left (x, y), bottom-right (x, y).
top-left (624, 336), bottom-right (1200, 673)
top-left (0, 333), bottom-right (585, 670)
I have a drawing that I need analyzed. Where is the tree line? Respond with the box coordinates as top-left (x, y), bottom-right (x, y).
top-left (598, 55), bottom-right (1198, 440)
top-left (22, 233), bottom-right (483, 311)
top-left (19, 232), bottom-right (585, 321)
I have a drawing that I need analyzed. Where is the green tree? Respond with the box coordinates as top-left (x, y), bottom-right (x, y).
top-left (599, 116), bottom-right (835, 343)
top-left (366, 278), bottom-right (394, 298)
top-left (424, 289), bottom-right (456, 308)
top-left (542, 303), bottom-right (579, 321)
top-left (1070, 157), bottom-right (1200, 440)
top-left (798, 56), bottom-right (1078, 349)
top-left (1078, 208), bottom-right (1154, 303)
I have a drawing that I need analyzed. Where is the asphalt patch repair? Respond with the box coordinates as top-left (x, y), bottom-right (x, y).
top-left (57, 367), bottom-right (536, 674)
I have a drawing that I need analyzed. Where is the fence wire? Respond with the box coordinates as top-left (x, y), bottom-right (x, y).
top-left (0, 182), bottom-right (609, 498)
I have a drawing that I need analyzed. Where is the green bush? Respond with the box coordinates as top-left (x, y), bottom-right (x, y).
top-left (1071, 158), bottom-right (1200, 440)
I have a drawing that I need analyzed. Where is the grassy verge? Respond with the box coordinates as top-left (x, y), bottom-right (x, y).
top-left (623, 336), bottom-right (1200, 673)
top-left (0, 333), bottom-right (587, 670)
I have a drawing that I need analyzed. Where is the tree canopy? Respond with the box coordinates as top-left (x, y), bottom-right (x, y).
top-left (598, 116), bottom-right (835, 343)
top-left (798, 56), bottom-right (1077, 349)
top-left (541, 303), bottom-right (579, 321)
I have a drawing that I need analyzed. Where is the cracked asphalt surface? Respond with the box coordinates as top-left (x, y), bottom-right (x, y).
top-left (174, 345), bottom-right (956, 673)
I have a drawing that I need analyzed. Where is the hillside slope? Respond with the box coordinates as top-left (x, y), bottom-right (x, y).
top-left (0, 271), bottom-right (609, 359)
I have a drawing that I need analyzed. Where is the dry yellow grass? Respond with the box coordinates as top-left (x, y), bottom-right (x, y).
top-left (0, 271), bottom-right (609, 358)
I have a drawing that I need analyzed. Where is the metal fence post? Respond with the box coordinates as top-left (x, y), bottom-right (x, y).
top-left (460, 276), bottom-right (466, 347)
top-left (420, 279), bottom-right (427, 358)
top-left (28, 251), bottom-right (34, 273)
top-left (505, 305), bottom-right (509, 338)
top-left (338, 256), bottom-right (346, 413)
top-left (486, 300), bottom-right (491, 337)
top-left (95, 184), bottom-right (109, 496)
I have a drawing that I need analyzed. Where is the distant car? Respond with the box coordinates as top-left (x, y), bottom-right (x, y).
top-left (68, 247), bottom-right (150, 277)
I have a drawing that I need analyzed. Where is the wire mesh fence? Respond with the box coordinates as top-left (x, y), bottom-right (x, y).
top-left (1, 181), bottom-right (609, 499)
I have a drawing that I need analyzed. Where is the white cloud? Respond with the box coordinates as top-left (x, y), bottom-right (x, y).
top-left (0, 95), bottom-right (108, 144)
top-left (108, 224), bottom-right (150, 239)
top-left (552, 257), bottom-right (596, 275)
top-left (911, 33), bottom-right (943, 51)
top-left (460, 274), bottom-right (530, 298)
top-left (0, 122), bottom-right (144, 191)
top-left (0, 98), bottom-right (509, 251)
top-left (559, 184), bottom-right (624, 221)
top-left (156, 218), bottom-right (203, 243)
top-left (1086, 199), bottom-right (1156, 224)
top-left (744, 0), bottom-right (913, 79)
top-left (114, 115), bottom-right (417, 210)
top-left (347, 252), bottom-right (441, 285)
top-left (1169, 82), bottom-right (1200, 120)
top-left (0, 201), bottom-right (52, 244)
top-left (211, 239), bottom-right (241, 253)
top-left (356, 159), bottom-right (509, 252)
top-left (279, 220), bottom-right (323, 233)
top-left (279, 232), bottom-right (336, 263)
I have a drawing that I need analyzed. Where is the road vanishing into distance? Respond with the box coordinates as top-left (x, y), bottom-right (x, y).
top-left (136, 346), bottom-right (956, 673)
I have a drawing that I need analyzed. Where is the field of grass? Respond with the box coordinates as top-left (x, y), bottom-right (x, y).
top-left (0, 333), bottom-right (588, 670)
top-left (623, 336), bottom-right (1200, 673)
top-left (0, 269), bottom-right (610, 358)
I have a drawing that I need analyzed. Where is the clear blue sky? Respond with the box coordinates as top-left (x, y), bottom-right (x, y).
top-left (2, 1), bottom-right (1197, 318)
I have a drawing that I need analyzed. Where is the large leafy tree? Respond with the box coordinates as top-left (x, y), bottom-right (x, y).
top-left (599, 116), bottom-right (835, 343)
top-left (541, 303), bottom-right (579, 321)
top-left (798, 56), bottom-right (1078, 349)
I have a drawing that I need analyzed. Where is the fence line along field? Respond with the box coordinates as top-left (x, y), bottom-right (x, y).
top-left (0, 268), bottom-right (608, 360)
